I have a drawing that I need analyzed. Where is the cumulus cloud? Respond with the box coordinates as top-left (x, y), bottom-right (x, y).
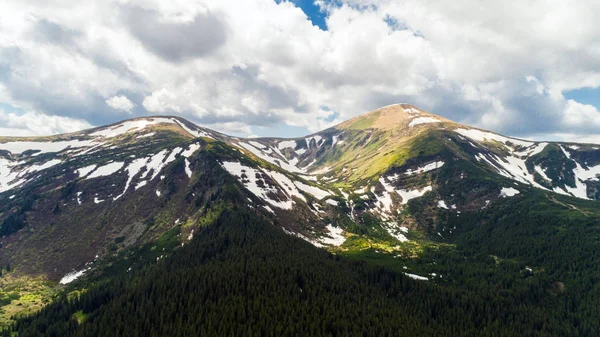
top-left (120, 4), bottom-right (227, 62)
top-left (0, 109), bottom-right (92, 137)
top-left (143, 89), bottom-right (182, 114)
top-left (0, 0), bottom-right (599, 140)
top-left (106, 95), bottom-right (135, 112)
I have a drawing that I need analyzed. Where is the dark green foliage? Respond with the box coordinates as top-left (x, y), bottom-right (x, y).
top-left (60, 181), bottom-right (77, 198)
top-left (449, 193), bottom-right (600, 335)
top-left (6, 199), bottom-right (599, 337)
top-left (0, 194), bottom-right (38, 236)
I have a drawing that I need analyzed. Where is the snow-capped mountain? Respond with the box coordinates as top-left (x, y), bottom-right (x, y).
top-left (1, 104), bottom-right (600, 285)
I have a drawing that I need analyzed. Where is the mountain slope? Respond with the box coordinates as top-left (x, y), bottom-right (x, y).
top-left (2, 105), bottom-right (600, 277)
top-left (5, 206), bottom-right (583, 337)
top-left (1, 105), bottom-right (600, 334)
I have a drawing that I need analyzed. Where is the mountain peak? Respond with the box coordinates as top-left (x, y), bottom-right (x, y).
top-left (336, 103), bottom-right (452, 131)
top-left (85, 116), bottom-right (182, 138)
top-left (0, 116), bottom-right (221, 144)
top-left (83, 115), bottom-right (219, 140)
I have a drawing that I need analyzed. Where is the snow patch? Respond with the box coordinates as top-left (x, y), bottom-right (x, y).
top-left (405, 161), bottom-right (445, 176)
top-left (113, 157), bottom-right (150, 200)
top-left (282, 228), bottom-right (324, 248)
top-left (320, 225), bottom-right (345, 246)
top-left (305, 135), bottom-right (323, 148)
top-left (248, 141), bottom-right (267, 150)
top-left (456, 128), bottom-right (534, 148)
top-left (437, 200), bottom-right (448, 209)
top-left (332, 135), bottom-right (339, 146)
top-left (135, 181), bottom-right (147, 190)
top-left (0, 157), bottom-right (63, 192)
top-left (184, 159), bottom-right (192, 178)
top-left (278, 140), bottom-right (297, 150)
top-left (172, 119), bottom-right (213, 139)
top-left (143, 149), bottom-right (178, 181)
top-left (534, 165), bottom-right (552, 182)
top-left (165, 147), bottom-right (182, 163)
top-left (59, 268), bottom-right (89, 284)
top-left (325, 199), bottom-right (338, 206)
top-left (397, 186), bottom-right (433, 205)
top-left (239, 142), bottom-right (304, 173)
top-left (268, 170), bottom-right (306, 202)
top-left (383, 222), bottom-right (409, 242)
top-left (222, 161), bottom-right (332, 209)
top-left (27, 159), bottom-right (62, 173)
top-left (0, 139), bottom-right (95, 156)
top-left (90, 118), bottom-right (174, 138)
top-left (404, 273), bottom-right (428, 281)
top-left (86, 162), bottom-right (124, 180)
top-left (409, 117), bottom-right (441, 127)
top-left (376, 177), bottom-right (395, 214)
top-left (181, 143), bottom-right (201, 157)
top-left (499, 187), bottom-right (520, 197)
top-left (0, 158), bottom-right (23, 193)
top-left (136, 132), bottom-right (156, 139)
top-left (295, 181), bottom-right (331, 199)
top-left (474, 153), bottom-right (546, 190)
top-left (515, 142), bottom-right (548, 157)
top-left (75, 164), bottom-right (97, 178)
top-left (221, 161), bottom-right (293, 209)
top-left (558, 145), bottom-right (600, 199)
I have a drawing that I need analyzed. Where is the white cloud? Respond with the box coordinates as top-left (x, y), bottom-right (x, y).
top-left (563, 100), bottom-right (600, 129)
top-left (0, 109), bottom-right (92, 136)
top-left (0, 0), bottom-right (599, 139)
top-left (105, 95), bottom-right (135, 112)
top-left (142, 88), bottom-right (182, 113)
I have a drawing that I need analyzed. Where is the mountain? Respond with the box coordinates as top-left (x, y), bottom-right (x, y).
top-left (1, 104), bottom-right (600, 335)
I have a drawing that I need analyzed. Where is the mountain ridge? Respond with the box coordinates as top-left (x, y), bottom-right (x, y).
top-left (0, 103), bottom-right (541, 144)
top-left (2, 103), bottom-right (600, 335)
top-left (2, 104), bottom-right (600, 268)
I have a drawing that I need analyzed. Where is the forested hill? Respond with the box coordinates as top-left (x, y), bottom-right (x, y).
top-left (5, 198), bottom-right (600, 336)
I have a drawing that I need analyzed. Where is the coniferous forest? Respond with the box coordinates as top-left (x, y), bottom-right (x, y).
top-left (4, 195), bottom-right (600, 337)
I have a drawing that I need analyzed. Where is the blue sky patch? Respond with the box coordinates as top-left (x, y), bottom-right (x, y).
top-left (276, 0), bottom-right (328, 30)
top-left (563, 87), bottom-right (600, 110)
top-left (251, 124), bottom-right (310, 138)
top-left (0, 102), bottom-right (25, 115)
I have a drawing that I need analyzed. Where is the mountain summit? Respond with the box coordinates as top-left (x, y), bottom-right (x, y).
top-left (337, 103), bottom-right (454, 131)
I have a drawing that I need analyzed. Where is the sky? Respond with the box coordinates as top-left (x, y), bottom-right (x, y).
top-left (1, 0), bottom-right (600, 142)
